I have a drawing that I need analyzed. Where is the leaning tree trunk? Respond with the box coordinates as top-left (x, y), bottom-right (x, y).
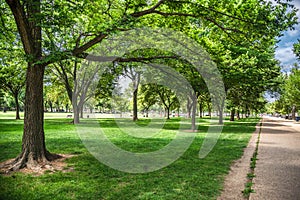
top-left (11, 64), bottom-right (55, 170)
top-left (14, 92), bottom-right (20, 120)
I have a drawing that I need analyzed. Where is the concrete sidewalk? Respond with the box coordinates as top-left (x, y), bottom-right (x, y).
top-left (250, 117), bottom-right (300, 200)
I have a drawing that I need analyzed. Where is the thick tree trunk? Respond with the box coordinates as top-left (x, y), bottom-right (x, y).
top-left (72, 98), bottom-right (81, 124)
top-left (73, 106), bottom-right (80, 124)
top-left (11, 64), bottom-right (57, 170)
top-left (14, 93), bottom-right (20, 120)
top-left (133, 87), bottom-right (138, 121)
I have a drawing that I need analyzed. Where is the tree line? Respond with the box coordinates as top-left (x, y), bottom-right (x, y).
top-left (0, 0), bottom-right (298, 171)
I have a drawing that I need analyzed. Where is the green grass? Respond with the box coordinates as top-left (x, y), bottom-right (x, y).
top-left (0, 115), bottom-right (259, 200)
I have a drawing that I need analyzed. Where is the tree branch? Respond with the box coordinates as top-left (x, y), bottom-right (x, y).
top-left (72, 33), bottom-right (107, 57)
top-left (130, 0), bottom-right (165, 17)
top-left (5, 0), bottom-right (34, 55)
top-left (86, 55), bottom-right (179, 63)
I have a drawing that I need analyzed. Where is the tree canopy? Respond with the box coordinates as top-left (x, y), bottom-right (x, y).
top-left (0, 0), bottom-right (298, 170)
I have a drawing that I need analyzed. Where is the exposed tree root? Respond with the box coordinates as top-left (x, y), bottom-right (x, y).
top-left (0, 153), bottom-right (74, 176)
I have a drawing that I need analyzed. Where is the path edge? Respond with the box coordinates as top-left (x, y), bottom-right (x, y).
top-left (217, 119), bottom-right (262, 200)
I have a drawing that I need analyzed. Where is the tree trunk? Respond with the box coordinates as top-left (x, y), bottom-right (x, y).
top-left (292, 105), bottom-right (296, 120)
top-left (208, 106), bottom-right (212, 118)
top-left (218, 99), bottom-right (224, 124)
top-left (191, 97), bottom-right (197, 131)
top-left (199, 102), bottom-right (203, 118)
top-left (73, 107), bottom-right (80, 124)
top-left (230, 109), bottom-right (235, 121)
top-left (11, 64), bottom-right (57, 170)
top-left (187, 98), bottom-right (191, 118)
top-left (236, 109), bottom-right (240, 120)
top-left (14, 92), bottom-right (20, 120)
top-left (49, 101), bottom-right (53, 112)
top-left (219, 109), bottom-right (224, 124)
top-left (133, 87), bottom-right (138, 121)
top-left (166, 107), bottom-right (170, 119)
top-left (72, 95), bottom-right (80, 124)
top-left (80, 104), bottom-right (83, 118)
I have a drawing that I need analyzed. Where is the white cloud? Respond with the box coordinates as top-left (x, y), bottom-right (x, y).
top-left (287, 27), bottom-right (300, 37)
top-left (275, 46), bottom-right (297, 65)
top-left (274, 0), bottom-right (300, 70)
top-left (282, 41), bottom-right (294, 47)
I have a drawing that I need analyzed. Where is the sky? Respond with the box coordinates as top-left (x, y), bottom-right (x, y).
top-left (274, 0), bottom-right (300, 72)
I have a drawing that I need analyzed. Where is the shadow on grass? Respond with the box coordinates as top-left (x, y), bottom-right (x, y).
top-left (0, 117), bottom-right (260, 200)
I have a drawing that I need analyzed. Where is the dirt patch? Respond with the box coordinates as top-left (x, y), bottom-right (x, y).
top-left (217, 121), bottom-right (262, 200)
top-left (0, 154), bottom-right (76, 176)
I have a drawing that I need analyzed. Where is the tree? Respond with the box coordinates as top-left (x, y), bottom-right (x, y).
top-left (139, 84), bottom-right (158, 117)
top-left (123, 64), bottom-right (142, 121)
top-left (154, 84), bottom-right (179, 120)
top-left (293, 40), bottom-right (300, 61)
top-left (2, 0), bottom-right (297, 170)
top-left (0, 60), bottom-right (25, 119)
top-left (284, 68), bottom-right (300, 119)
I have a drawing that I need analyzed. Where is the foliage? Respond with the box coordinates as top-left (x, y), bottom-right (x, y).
top-left (268, 68), bottom-right (300, 115)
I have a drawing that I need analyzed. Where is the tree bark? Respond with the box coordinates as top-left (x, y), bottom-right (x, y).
top-left (13, 92), bottom-right (20, 120)
top-left (236, 109), bottom-right (240, 120)
top-left (49, 101), bottom-right (53, 112)
top-left (191, 96), bottom-right (197, 131)
top-left (74, 107), bottom-right (80, 124)
top-left (166, 107), bottom-right (170, 119)
top-left (11, 64), bottom-right (58, 170)
top-left (187, 98), bottom-right (192, 118)
top-left (133, 87), bottom-right (138, 121)
top-left (80, 104), bottom-right (83, 118)
top-left (219, 109), bottom-right (224, 124)
top-left (230, 109), bottom-right (235, 121)
top-left (199, 102), bottom-right (203, 118)
top-left (292, 105), bottom-right (296, 120)
top-left (5, 0), bottom-right (61, 170)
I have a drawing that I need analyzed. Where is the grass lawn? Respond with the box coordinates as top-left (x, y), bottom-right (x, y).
top-left (0, 113), bottom-right (259, 200)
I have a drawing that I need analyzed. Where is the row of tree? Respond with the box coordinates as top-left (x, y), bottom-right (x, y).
top-left (266, 39), bottom-right (300, 119)
top-left (0, 0), bottom-right (298, 170)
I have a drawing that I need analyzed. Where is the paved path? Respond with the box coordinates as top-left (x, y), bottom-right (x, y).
top-left (250, 117), bottom-right (300, 200)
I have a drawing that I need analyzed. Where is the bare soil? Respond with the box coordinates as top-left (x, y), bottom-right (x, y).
top-left (217, 121), bottom-right (261, 200)
top-left (0, 154), bottom-right (75, 176)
